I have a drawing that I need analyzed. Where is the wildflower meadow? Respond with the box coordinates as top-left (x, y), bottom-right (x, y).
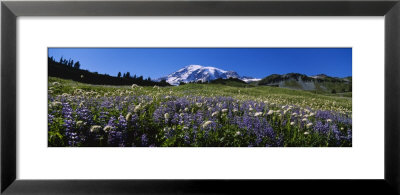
top-left (48, 77), bottom-right (352, 147)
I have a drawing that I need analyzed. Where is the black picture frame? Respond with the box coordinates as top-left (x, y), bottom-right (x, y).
top-left (1, 0), bottom-right (400, 194)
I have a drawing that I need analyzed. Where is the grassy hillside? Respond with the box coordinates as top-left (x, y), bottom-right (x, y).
top-left (257, 73), bottom-right (352, 94)
top-left (208, 78), bottom-right (253, 88)
top-left (49, 77), bottom-right (351, 113)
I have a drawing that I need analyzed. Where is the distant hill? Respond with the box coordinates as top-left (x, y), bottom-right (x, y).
top-left (257, 73), bottom-right (352, 93)
top-left (48, 57), bottom-right (170, 86)
top-left (209, 77), bottom-right (253, 88)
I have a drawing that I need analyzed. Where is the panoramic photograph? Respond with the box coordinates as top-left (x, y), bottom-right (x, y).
top-left (48, 48), bottom-right (352, 147)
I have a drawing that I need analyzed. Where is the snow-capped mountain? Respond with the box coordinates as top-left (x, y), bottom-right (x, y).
top-left (158, 65), bottom-right (242, 85)
top-left (240, 76), bottom-right (261, 83)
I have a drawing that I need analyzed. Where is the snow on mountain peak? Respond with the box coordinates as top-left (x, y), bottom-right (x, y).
top-left (185, 64), bottom-right (203, 70)
top-left (158, 65), bottom-right (240, 85)
top-left (157, 65), bottom-right (260, 85)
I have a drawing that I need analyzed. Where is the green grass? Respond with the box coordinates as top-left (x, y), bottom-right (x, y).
top-left (49, 77), bottom-right (352, 113)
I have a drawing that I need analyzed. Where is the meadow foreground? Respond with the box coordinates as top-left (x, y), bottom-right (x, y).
top-left (48, 77), bottom-right (352, 147)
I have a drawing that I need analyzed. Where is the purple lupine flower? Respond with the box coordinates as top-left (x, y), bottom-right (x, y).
top-left (141, 134), bottom-right (148, 146)
top-left (117, 114), bottom-right (128, 146)
top-left (76, 104), bottom-right (92, 125)
top-left (184, 133), bottom-right (191, 145)
top-left (107, 116), bottom-right (123, 146)
top-left (313, 121), bottom-right (330, 135)
top-left (62, 102), bottom-right (80, 146)
top-left (48, 114), bottom-right (54, 125)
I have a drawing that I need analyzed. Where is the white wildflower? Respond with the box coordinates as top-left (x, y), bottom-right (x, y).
top-left (125, 112), bottom-right (132, 121)
top-left (90, 125), bottom-right (102, 133)
top-left (74, 89), bottom-right (83, 94)
top-left (131, 84), bottom-right (139, 89)
top-left (267, 110), bottom-right (274, 115)
top-left (254, 112), bottom-right (263, 117)
top-left (76, 121), bottom-right (84, 127)
top-left (51, 101), bottom-right (62, 107)
top-left (235, 131), bottom-right (241, 136)
top-left (212, 111), bottom-right (219, 117)
top-left (306, 123), bottom-right (313, 128)
top-left (164, 113), bottom-right (170, 120)
top-left (134, 105), bottom-right (141, 113)
top-left (302, 118), bottom-right (308, 122)
top-left (52, 82), bottom-right (60, 86)
top-left (202, 121), bottom-right (213, 128)
top-left (103, 125), bottom-right (113, 133)
top-left (326, 119), bottom-right (332, 123)
top-left (221, 109), bottom-right (228, 113)
top-left (184, 107), bottom-right (189, 112)
top-left (290, 122), bottom-right (295, 126)
top-left (304, 131), bottom-right (310, 135)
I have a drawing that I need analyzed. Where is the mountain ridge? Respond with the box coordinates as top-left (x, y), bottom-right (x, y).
top-left (157, 65), bottom-right (351, 94)
top-left (258, 72), bottom-right (352, 92)
top-left (158, 65), bottom-right (258, 85)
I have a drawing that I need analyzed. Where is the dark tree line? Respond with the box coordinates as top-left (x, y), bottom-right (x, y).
top-left (52, 56), bottom-right (81, 69)
top-left (48, 56), bottom-right (170, 86)
top-left (117, 72), bottom-right (152, 82)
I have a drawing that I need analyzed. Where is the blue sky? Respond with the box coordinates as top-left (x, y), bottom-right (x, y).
top-left (48, 48), bottom-right (352, 79)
